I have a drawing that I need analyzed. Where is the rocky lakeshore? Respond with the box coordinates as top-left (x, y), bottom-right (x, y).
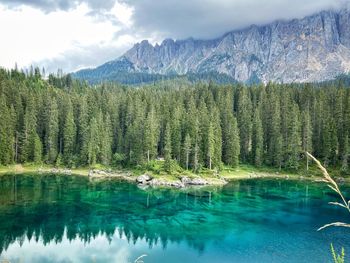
top-left (1, 165), bottom-right (337, 189)
top-left (87, 169), bottom-right (227, 188)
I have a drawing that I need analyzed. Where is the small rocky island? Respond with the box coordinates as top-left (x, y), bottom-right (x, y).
top-left (87, 169), bottom-right (227, 188)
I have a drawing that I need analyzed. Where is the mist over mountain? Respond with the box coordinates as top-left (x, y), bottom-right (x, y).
top-left (74, 7), bottom-right (350, 84)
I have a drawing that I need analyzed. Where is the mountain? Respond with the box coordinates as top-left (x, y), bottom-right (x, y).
top-left (74, 8), bottom-right (350, 84)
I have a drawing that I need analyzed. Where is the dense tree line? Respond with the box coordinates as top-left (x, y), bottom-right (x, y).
top-left (74, 68), bottom-right (237, 85)
top-left (0, 68), bottom-right (349, 173)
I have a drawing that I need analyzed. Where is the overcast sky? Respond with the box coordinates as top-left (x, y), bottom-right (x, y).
top-left (0, 0), bottom-right (348, 73)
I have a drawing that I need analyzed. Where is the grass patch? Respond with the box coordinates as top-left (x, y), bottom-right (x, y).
top-left (0, 160), bottom-right (347, 184)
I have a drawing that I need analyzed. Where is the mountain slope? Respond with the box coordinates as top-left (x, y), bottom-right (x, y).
top-left (74, 8), bottom-right (350, 84)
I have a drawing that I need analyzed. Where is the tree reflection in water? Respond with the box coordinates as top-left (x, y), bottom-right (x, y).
top-left (0, 174), bottom-right (349, 263)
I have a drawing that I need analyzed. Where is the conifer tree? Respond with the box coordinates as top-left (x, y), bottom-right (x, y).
top-left (171, 106), bottom-right (182, 162)
top-left (127, 99), bottom-right (145, 165)
top-left (223, 114), bottom-right (240, 167)
top-left (251, 108), bottom-right (264, 167)
top-left (164, 123), bottom-right (172, 173)
top-left (207, 122), bottom-right (215, 170)
top-left (301, 107), bottom-right (313, 170)
top-left (33, 132), bottom-right (43, 164)
top-left (63, 100), bottom-right (76, 165)
top-left (267, 96), bottom-right (283, 169)
top-left (99, 113), bottom-right (113, 165)
top-left (0, 98), bottom-right (14, 164)
top-left (183, 133), bottom-right (192, 170)
top-left (237, 87), bottom-right (252, 162)
top-left (20, 95), bottom-right (37, 163)
top-left (341, 132), bottom-right (349, 173)
top-left (329, 118), bottom-right (339, 166)
top-left (285, 104), bottom-right (301, 169)
top-left (46, 99), bottom-right (59, 163)
top-left (212, 108), bottom-right (222, 170)
top-left (198, 99), bottom-right (209, 167)
top-left (87, 117), bottom-right (99, 166)
top-left (144, 108), bottom-right (159, 162)
top-left (321, 114), bottom-right (338, 166)
top-left (77, 97), bottom-right (89, 165)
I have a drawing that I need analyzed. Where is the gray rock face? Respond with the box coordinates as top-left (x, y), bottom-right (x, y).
top-left (87, 8), bottom-right (350, 84)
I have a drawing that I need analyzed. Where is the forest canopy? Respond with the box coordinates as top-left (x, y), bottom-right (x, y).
top-left (0, 68), bottom-right (349, 174)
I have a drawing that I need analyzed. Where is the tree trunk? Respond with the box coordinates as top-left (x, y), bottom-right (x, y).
top-left (15, 132), bottom-right (18, 163)
top-left (186, 151), bottom-right (189, 170)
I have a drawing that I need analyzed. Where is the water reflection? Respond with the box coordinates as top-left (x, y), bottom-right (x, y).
top-left (0, 174), bottom-right (349, 263)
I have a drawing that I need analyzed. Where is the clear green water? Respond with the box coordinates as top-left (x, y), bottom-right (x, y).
top-left (0, 174), bottom-right (349, 263)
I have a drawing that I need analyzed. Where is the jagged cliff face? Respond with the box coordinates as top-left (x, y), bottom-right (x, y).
top-left (76, 8), bottom-right (350, 83)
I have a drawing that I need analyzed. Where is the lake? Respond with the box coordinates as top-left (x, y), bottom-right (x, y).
top-left (0, 174), bottom-right (349, 263)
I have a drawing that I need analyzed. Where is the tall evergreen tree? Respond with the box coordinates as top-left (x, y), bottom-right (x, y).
top-left (63, 100), bottom-right (76, 165)
top-left (237, 87), bottom-right (252, 162)
top-left (223, 114), bottom-right (240, 167)
top-left (164, 123), bottom-right (172, 173)
top-left (46, 99), bottom-right (59, 163)
top-left (20, 95), bottom-right (37, 163)
top-left (144, 108), bottom-right (159, 162)
top-left (33, 132), bottom-right (43, 164)
top-left (77, 97), bottom-right (89, 165)
top-left (301, 107), bottom-right (313, 170)
top-left (99, 113), bottom-right (113, 165)
top-left (183, 133), bottom-right (192, 170)
top-left (171, 106), bottom-right (182, 162)
top-left (87, 117), bottom-right (99, 166)
top-left (267, 95), bottom-right (283, 169)
top-left (251, 108), bottom-right (264, 167)
top-left (285, 104), bottom-right (301, 169)
top-left (341, 132), bottom-right (349, 173)
top-left (212, 108), bottom-right (222, 170)
top-left (207, 122), bottom-right (215, 170)
top-left (0, 98), bottom-right (14, 164)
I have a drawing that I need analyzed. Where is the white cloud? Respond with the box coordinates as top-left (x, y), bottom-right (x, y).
top-left (0, 2), bottom-right (135, 72)
top-left (121, 0), bottom-right (349, 40)
top-left (35, 35), bottom-right (136, 73)
top-left (112, 2), bottom-right (133, 27)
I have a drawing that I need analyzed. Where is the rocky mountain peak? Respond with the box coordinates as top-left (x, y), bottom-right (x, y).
top-left (75, 7), bottom-right (350, 84)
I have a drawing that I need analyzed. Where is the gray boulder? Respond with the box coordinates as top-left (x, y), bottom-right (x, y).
top-left (181, 176), bottom-right (192, 185)
top-left (136, 174), bottom-right (152, 184)
top-left (190, 178), bottom-right (208, 185)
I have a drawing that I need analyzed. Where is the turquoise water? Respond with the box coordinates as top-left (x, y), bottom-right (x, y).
top-left (0, 174), bottom-right (349, 263)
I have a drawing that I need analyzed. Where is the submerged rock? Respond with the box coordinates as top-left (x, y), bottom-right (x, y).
top-left (148, 179), bottom-right (185, 188)
top-left (88, 169), bottom-right (111, 178)
top-left (170, 181), bottom-right (185, 188)
top-left (190, 178), bottom-right (208, 185)
top-left (180, 176), bottom-right (208, 186)
top-left (50, 168), bottom-right (72, 175)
